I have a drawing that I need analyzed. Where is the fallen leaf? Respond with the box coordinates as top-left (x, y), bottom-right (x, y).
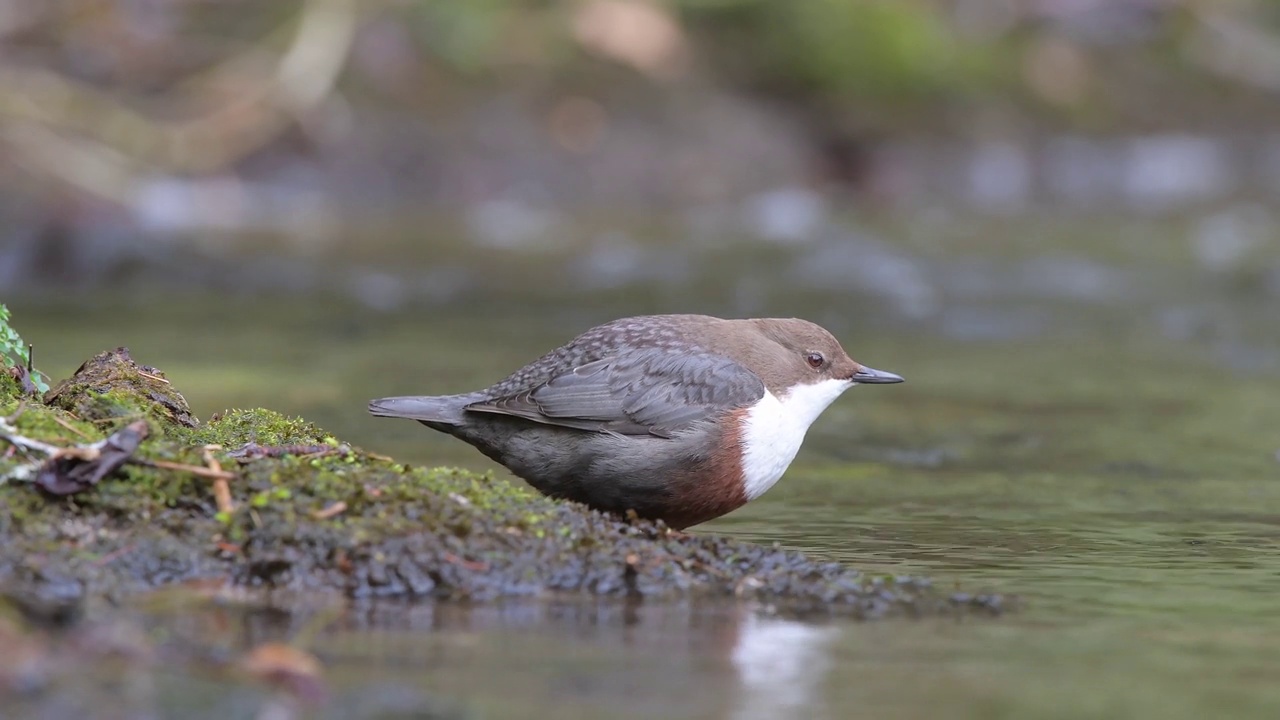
top-left (35, 421), bottom-right (149, 496)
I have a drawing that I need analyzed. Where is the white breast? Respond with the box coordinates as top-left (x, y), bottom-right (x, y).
top-left (738, 378), bottom-right (852, 500)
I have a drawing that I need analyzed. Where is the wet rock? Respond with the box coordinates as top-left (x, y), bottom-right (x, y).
top-left (1, 571), bottom-right (85, 629)
top-left (938, 305), bottom-right (1051, 341)
top-left (1193, 204), bottom-right (1271, 274)
top-left (788, 229), bottom-right (939, 319)
top-left (1123, 135), bottom-right (1231, 210)
top-left (883, 447), bottom-right (956, 468)
top-left (743, 187), bottom-right (827, 244)
top-left (465, 199), bottom-right (563, 250)
top-left (44, 347), bottom-right (198, 429)
top-left (1017, 256), bottom-right (1128, 302)
top-left (965, 141), bottom-right (1031, 212)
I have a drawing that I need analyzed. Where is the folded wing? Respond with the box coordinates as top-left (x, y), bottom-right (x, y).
top-left (464, 347), bottom-right (765, 437)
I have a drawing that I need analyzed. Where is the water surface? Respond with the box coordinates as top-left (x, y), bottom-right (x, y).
top-left (12, 288), bottom-right (1280, 719)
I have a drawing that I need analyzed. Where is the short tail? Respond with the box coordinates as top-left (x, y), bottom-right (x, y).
top-left (368, 393), bottom-right (481, 426)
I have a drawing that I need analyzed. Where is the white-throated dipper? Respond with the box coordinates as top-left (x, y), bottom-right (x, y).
top-left (369, 314), bottom-right (903, 529)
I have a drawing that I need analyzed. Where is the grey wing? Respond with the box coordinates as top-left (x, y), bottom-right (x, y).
top-left (464, 348), bottom-right (766, 437)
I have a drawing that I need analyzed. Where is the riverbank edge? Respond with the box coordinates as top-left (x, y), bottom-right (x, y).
top-left (0, 346), bottom-right (1004, 621)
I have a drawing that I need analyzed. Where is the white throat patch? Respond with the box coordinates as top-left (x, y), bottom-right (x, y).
top-left (738, 378), bottom-right (852, 501)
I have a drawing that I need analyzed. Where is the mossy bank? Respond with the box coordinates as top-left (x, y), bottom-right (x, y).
top-left (0, 348), bottom-right (1003, 619)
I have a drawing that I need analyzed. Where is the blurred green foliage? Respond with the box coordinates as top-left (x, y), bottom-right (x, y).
top-left (387, 0), bottom-right (1202, 124)
top-left (5, 0), bottom-right (1271, 139)
top-left (401, 0), bottom-right (1003, 99)
top-left (681, 0), bottom-right (997, 100)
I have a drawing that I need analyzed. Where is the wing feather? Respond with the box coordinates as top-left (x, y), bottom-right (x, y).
top-left (464, 347), bottom-right (764, 437)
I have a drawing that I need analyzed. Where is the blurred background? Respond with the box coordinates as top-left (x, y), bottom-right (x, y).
top-left (6, 3), bottom-right (1280, 719)
top-left (4, 0), bottom-right (1279, 438)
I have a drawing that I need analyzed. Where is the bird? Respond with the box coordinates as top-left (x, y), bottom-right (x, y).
top-left (369, 314), bottom-right (903, 529)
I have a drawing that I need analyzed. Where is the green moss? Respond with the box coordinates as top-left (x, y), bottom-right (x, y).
top-left (0, 368), bottom-right (21, 401)
top-left (1, 400), bottom-right (99, 444)
top-left (0, 384), bottom-right (105, 486)
top-left (190, 408), bottom-right (328, 448)
top-left (43, 347), bottom-right (197, 432)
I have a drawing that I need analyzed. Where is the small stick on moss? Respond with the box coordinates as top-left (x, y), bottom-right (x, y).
top-left (442, 552), bottom-right (488, 572)
top-left (136, 370), bottom-right (170, 384)
top-left (91, 543), bottom-right (137, 567)
top-left (133, 458), bottom-right (236, 480)
top-left (89, 414), bottom-right (144, 425)
top-left (310, 501), bottom-right (347, 520)
top-left (296, 447), bottom-right (343, 459)
top-left (203, 444), bottom-right (234, 514)
top-left (4, 403), bottom-right (27, 424)
top-left (50, 415), bottom-right (92, 441)
top-left (0, 416), bottom-right (61, 456)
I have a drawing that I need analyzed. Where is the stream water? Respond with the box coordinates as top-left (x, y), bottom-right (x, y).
top-left (9, 218), bottom-right (1280, 719)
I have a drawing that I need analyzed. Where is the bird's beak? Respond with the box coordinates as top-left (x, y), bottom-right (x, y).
top-left (851, 366), bottom-right (904, 384)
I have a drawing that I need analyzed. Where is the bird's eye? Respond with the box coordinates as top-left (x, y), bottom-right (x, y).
top-left (805, 352), bottom-right (825, 369)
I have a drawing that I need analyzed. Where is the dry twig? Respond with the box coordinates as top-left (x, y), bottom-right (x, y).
top-left (50, 415), bottom-right (92, 440)
top-left (310, 501), bottom-right (347, 520)
top-left (132, 458), bottom-right (236, 480)
top-left (204, 444), bottom-right (234, 514)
